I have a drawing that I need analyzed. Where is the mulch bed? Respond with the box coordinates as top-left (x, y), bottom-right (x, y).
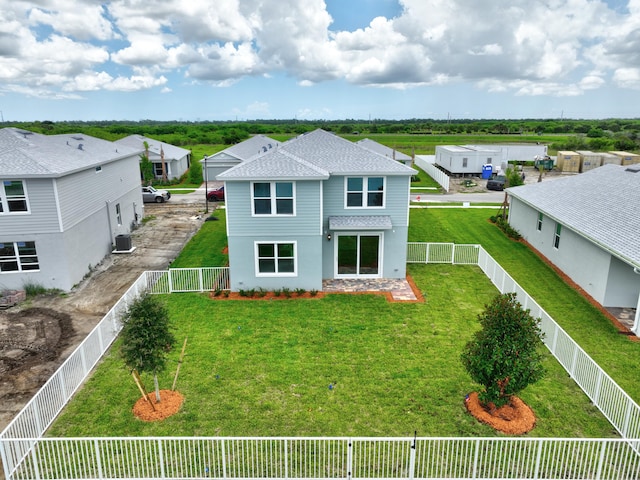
top-left (133, 390), bottom-right (184, 421)
top-left (465, 392), bottom-right (536, 435)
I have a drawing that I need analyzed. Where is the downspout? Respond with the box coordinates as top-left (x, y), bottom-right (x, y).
top-left (633, 267), bottom-right (640, 335)
top-left (105, 200), bottom-right (114, 246)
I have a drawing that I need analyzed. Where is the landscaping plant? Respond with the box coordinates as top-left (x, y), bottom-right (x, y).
top-left (120, 293), bottom-right (176, 403)
top-left (461, 293), bottom-right (545, 408)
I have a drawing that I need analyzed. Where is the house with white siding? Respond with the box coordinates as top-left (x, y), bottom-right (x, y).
top-left (114, 135), bottom-right (191, 180)
top-left (217, 129), bottom-right (416, 291)
top-left (506, 164), bottom-right (640, 334)
top-left (0, 128), bottom-right (143, 291)
top-left (201, 135), bottom-right (279, 181)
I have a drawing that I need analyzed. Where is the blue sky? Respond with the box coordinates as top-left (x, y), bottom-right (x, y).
top-left (0, 0), bottom-right (639, 122)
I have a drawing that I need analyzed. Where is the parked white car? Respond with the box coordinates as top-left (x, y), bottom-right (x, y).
top-left (142, 186), bottom-right (171, 203)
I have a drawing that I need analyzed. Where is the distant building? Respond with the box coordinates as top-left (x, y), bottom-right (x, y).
top-left (201, 135), bottom-right (279, 181)
top-left (115, 135), bottom-right (191, 181)
top-left (435, 144), bottom-right (548, 174)
top-left (355, 138), bottom-right (413, 167)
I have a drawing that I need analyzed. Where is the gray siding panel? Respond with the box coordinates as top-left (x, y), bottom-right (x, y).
top-left (228, 235), bottom-right (322, 291)
top-left (57, 155), bottom-right (141, 230)
top-left (0, 178), bottom-right (61, 235)
top-left (226, 181), bottom-right (322, 236)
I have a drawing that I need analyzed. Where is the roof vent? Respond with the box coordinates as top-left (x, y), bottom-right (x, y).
top-left (625, 164), bottom-right (640, 173)
top-left (78, 144), bottom-right (83, 150)
top-left (262, 146), bottom-right (267, 152)
top-left (72, 136), bottom-right (84, 141)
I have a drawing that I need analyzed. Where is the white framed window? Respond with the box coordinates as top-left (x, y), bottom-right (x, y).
top-left (255, 241), bottom-right (297, 276)
top-left (252, 182), bottom-right (295, 216)
top-left (116, 203), bottom-right (122, 226)
top-left (345, 176), bottom-right (385, 208)
top-left (0, 180), bottom-right (29, 214)
top-left (462, 158), bottom-right (468, 168)
top-left (553, 223), bottom-right (561, 249)
top-left (536, 212), bottom-right (543, 231)
top-left (0, 241), bottom-right (40, 273)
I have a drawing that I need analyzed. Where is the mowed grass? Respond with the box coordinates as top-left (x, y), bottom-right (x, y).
top-left (409, 208), bottom-right (640, 403)
top-left (48, 265), bottom-right (614, 438)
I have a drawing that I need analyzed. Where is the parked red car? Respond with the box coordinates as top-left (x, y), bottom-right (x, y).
top-left (207, 186), bottom-right (225, 201)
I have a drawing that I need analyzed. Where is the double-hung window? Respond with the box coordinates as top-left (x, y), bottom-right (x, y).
top-left (553, 223), bottom-right (562, 249)
top-left (255, 242), bottom-right (296, 276)
top-left (0, 241), bottom-right (40, 272)
top-left (252, 182), bottom-right (295, 215)
top-left (0, 180), bottom-right (29, 213)
top-left (346, 176), bottom-right (384, 208)
top-left (536, 212), bottom-right (543, 231)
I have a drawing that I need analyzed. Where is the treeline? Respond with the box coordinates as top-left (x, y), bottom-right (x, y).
top-left (3, 118), bottom-right (640, 151)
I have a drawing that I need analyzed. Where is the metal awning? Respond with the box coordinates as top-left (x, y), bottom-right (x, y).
top-left (328, 215), bottom-right (393, 230)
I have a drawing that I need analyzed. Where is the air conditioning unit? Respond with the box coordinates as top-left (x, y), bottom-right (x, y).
top-left (115, 234), bottom-right (132, 251)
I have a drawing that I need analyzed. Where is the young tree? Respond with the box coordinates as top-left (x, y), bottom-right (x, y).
top-left (139, 141), bottom-right (154, 184)
top-left (461, 293), bottom-right (545, 408)
top-left (120, 293), bottom-right (175, 402)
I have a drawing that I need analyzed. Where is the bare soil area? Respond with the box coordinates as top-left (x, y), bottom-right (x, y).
top-left (0, 199), bottom-right (208, 432)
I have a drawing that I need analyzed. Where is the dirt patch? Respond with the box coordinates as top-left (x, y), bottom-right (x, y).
top-left (465, 392), bottom-right (536, 435)
top-left (0, 200), bottom-right (208, 432)
top-left (133, 390), bottom-right (184, 422)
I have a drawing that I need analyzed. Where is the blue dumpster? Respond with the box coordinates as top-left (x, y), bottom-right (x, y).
top-left (481, 164), bottom-right (493, 179)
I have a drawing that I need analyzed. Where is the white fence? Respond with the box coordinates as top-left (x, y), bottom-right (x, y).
top-left (4, 437), bottom-right (640, 480)
top-left (407, 242), bottom-right (480, 264)
top-left (475, 247), bottom-right (640, 442)
top-left (2, 246), bottom-right (640, 480)
top-left (145, 267), bottom-right (230, 294)
top-left (414, 155), bottom-right (450, 192)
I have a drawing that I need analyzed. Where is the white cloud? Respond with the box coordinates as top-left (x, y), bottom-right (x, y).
top-left (1, 0), bottom-right (640, 101)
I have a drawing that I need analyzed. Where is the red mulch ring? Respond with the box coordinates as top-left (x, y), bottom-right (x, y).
top-left (133, 390), bottom-right (184, 422)
top-left (465, 392), bottom-right (536, 435)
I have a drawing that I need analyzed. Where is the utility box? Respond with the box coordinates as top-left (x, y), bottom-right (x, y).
top-left (115, 234), bottom-right (132, 251)
top-left (609, 151), bottom-right (640, 166)
top-left (576, 151), bottom-right (602, 172)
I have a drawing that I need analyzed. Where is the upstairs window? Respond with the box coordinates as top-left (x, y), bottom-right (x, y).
top-left (252, 182), bottom-right (295, 215)
top-left (346, 176), bottom-right (385, 208)
top-left (537, 212), bottom-right (543, 231)
top-left (0, 241), bottom-right (40, 272)
top-left (0, 180), bottom-right (29, 213)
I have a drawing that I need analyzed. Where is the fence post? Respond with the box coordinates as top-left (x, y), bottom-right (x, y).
top-left (408, 437), bottom-right (416, 480)
top-left (450, 244), bottom-right (455, 264)
top-left (593, 370), bottom-right (603, 406)
top-left (347, 440), bottom-right (353, 480)
top-left (472, 439), bottom-right (479, 479)
top-left (621, 401), bottom-right (634, 439)
top-left (570, 347), bottom-right (579, 378)
top-left (221, 439), bottom-right (227, 479)
top-left (94, 439), bottom-right (104, 480)
top-left (168, 270), bottom-right (174, 293)
top-left (199, 268), bottom-right (204, 292)
top-left (533, 439), bottom-right (543, 480)
top-left (284, 439), bottom-right (288, 479)
top-left (158, 439), bottom-right (165, 479)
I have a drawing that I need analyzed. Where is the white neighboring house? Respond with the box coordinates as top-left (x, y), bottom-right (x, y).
top-left (115, 135), bottom-right (191, 181)
top-left (506, 164), bottom-right (640, 334)
top-left (201, 135), bottom-right (279, 181)
top-left (435, 144), bottom-right (548, 174)
top-left (0, 128), bottom-right (144, 292)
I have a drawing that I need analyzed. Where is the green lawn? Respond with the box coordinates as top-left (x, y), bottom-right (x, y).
top-left (409, 208), bottom-right (640, 403)
top-left (46, 207), bottom-right (630, 439)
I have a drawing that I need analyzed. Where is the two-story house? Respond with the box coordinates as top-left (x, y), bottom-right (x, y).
top-left (0, 128), bottom-right (143, 291)
top-left (114, 135), bottom-right (191, 181)
top-left (217, 129), bottom-right (416, 291)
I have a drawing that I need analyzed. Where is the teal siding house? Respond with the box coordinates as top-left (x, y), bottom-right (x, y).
top-left (217, 129), bottom-right (416, 291)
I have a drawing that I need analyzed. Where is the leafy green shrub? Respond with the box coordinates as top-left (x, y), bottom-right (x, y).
top-left (461, 293), bottom-right (545, 408)
top-left (282, 287), bottom-right (291, 298)
top-left (490, 214), bottom-right (522, 240)
top-left (310, 289), bottom-right (318, 297)
top-left (273, 289), bottom-right (282, 297)
top-left (294, 288), bottom-right (306, 296)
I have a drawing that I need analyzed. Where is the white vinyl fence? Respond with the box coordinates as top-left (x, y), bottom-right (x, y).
top-left (4, 437), bottom-right (640, 480)
top-left (2, 246), bottom-right (640, 480)
top-left (414, 156), bottom-right (450, 192)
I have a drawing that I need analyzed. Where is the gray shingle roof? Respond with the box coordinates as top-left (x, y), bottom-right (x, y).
top-left (208, 135), bottom-right (280, 163)
top-left (355, 138), bottom-right (412, 161)
top-left (0, 128), bottom-right (141, 178)
top-left (218, 129), bottom-right (416, 180)
top-left (507, 164), bottom-right (640, 268)
top-left (114, 135), bottom-right (189, 160)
